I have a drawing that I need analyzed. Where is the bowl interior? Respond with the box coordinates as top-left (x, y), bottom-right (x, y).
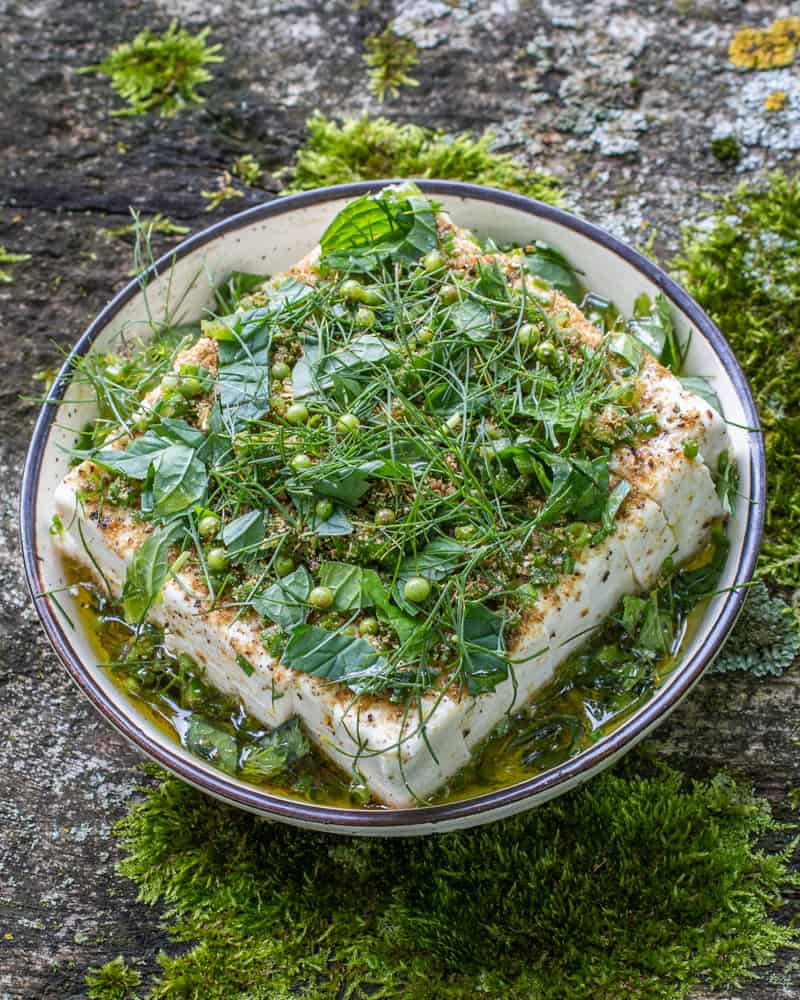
top-left (24, 183), bottom-right (762, 835)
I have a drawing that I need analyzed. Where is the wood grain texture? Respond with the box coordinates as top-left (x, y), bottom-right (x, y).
top-left (1, 0), bottom-right (798, 996)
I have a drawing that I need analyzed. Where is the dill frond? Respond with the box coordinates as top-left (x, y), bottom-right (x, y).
top-left (81, 20), bottom-right (224, 117)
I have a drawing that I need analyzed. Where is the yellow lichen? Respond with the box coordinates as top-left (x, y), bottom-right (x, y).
top-left (728, 17), bottom-right (800, 70)
top-left (765, 90), bottom-right (788, 112)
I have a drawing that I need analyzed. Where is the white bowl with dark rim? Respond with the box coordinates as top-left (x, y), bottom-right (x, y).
top-left (20, 181), bottom-right (765, 836)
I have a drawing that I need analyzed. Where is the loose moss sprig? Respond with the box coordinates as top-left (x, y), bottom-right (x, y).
top-left (677, 172), bottom-right (800, 586)
top-left (85, 956), bottom-right (141, 1000)
top-left (729, 17), bottom-right (800, 70)
top-left (81, 20), bottom-right (223, 117)
top-left (364, 24), bottom-right (420, 101)
top-left (104, 213), bottom-right (189, 240)
top-left (201, 170), bottom-right (244, 211)
top-left (232, 153), bottom-right (262, 187)
top-left (0, 245), bottom-right (31, 283)
top-left (282, 113), bottom-right (562, 202)
top-left (85, 760), bottom-right (798, 999)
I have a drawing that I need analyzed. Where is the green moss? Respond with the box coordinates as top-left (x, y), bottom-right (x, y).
top-left (82, 20), bottom-right (223, 117)
top-left (713, 581), bottom-right (800, 676)
top-left (677, 173), bottom-right (800, 586)
top-left (282, 113), bottom-right (562, 203)
top-left (86, 956), bottom-right (142, 999)
top-left (0, 245), bottom-right (31, 284)
top-left (363, 24), bottom-right (420, 102)
top-left (710, 135), bottom-right (741, 164)
top-left (92, 760), bottom-right (797, 999)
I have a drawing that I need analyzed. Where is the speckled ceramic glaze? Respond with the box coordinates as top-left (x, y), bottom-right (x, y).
top-left (20, 181), bottom-right (765, 836)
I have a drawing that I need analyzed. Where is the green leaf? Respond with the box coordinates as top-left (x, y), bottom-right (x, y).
top-left (602, 480), bottom-right (631, 534)
top-left (183, 716), bottom-right (238, 775)
top-left (679, 375), bottom-right (722, 415)
top-left (460, 602), bottom-right (509, 695)
top-left (91, 434), bottom-right (172, 480)
top-left (217, 359), bottom-right (271, 426)
top-left (448, 299), bottom-right (493, 341)
top-left (716, 451), bottom-right (738, 515)
top-left (475, 260), bottom-right (510, 303)
top-left (153, 444), bottom-right (207, 517)
top-left (672, 526), bottom-right (730, 613)
top-left (283, 625), bottom-right (389, 690)
top-left (525, 242), bottom-right (582, 302)
top-left (220, 510), bottom-right (264, 561)
top-left (628, 293), bottom-right (684, 373)
top-left (397, 537), bottom-right (467, 582)
top-left (252, 566), bottom-right (313, 629)
top-left (319, 562), bottom-right (389, 612)
top-left (320, 184), bottom-right (438, 268)
top-left (609, 332), bottom-right (644, 369)
top-left (539, 456), bottom-right (610, 525)
top-left (122, 522), bottom-right (182, 622)
top-left (239, 718), bottom-right (310, 780)
top-left (213, 271), bottom-right (268, 313)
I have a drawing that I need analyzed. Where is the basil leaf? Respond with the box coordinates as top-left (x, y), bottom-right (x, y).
top-left (602, 480), bottom-right (631, 533)
top-left (397, 537), bottom-right (467, 582)
top-left (461, 603), bottom-right (509, 695)
top-left (213, 271), bottom-right (268, 313)
top-left (221, 510), bottom-right (264, 561)
top-left (679, 375), bottom-right (722, 415)
top-left (283, 625), bottom-right (389, 691)
top-left (217, 358), bottom-right (271, 427)
top-left (157, 418), bottom-right (206, 449)
top-left (91, 434), bottom-right (171, 480)
top-left (240, 718), bottom-right (310, 780)
top-left (122, 522), bottom-right (183, 622)
top-left (448, 299), bottom-right (493, 341)
top-left (525, 242), bottom-right (582, 303)
top-left (609, 332), bottom-right (644, 369)
top-left (475, 260), bottom-right (510, 303)
top-left (320, 185), bottom-right (438, 268)
top-left (319, 562), bottom-right (389, 612)
top-left (183, 717), bottom-right (238, 775)
top-left (539, 456), bottom-right (610, 524)
top-left (628, 293), bottom-right (684, 373)
top-left (716, 451), bottom-right (738, 515)
top-left (153, 444), bottom-right (207, 517)
top-left (252, 566), bottom-right (312, 629)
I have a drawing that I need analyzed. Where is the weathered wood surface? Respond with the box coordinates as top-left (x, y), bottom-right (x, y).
top-left (1, 0), bottom-right (799, 996)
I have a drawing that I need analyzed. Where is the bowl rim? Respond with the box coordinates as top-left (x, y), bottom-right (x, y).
top-left (20, 179), bottom-right (766, 830)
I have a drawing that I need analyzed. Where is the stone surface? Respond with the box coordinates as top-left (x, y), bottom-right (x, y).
top-left (1, 0), bottom-right (799, 996)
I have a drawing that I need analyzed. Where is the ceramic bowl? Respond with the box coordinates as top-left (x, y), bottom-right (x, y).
top-left (20, 181), bottom-right (765, 836)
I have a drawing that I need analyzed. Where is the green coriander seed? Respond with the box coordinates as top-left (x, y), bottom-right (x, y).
top-left (206, 547), bottom-right (229, 572)
top-left (404, 576), bottom-right (431, 602)
top-left (309, 586), bottom-right (335, 610)
top-left (286, 403), bottom-right (309, 425)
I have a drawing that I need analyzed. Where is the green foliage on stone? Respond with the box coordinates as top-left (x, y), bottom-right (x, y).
top-left (364, 24), bottom-right (420, 102)
top-left (713, 581), bottom-right (800, 676)
top-left (86, 956), bottom-right (141, 1000)
top-left (0, 246), bottom-right (31, 284)
top-left (82, 20), bottom-right (223, 117)
top-left (678, 172), bottom-right (800, 586)
top-left (282, 113), bottom-right (562, 203)
top-left (94, 760), bottom-right (798, 999)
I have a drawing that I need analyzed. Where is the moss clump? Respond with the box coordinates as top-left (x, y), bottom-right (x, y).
top-left (82, 20), bottom-right (223, 117)
top-left (364, 24), bottom-right (420, 102)
top-left (713, 581), bottom-right (800, 677)
top-left (677, 173), bottom-right (800, 586)
top-left (232, 153), bottom-right (262, 187)
top-left (201, 170), bottom-right (244, 212)
top-left (282, 113), bottom-right (562, 203)
top-left (93, 760), bottom-right (797, 999)
top-left (86, 956), bottom-right (141, 999)
top-left (729, 18), bottom-right (800, 70)
top-left (0, 245), bottom-right (31, 283)
top-left (711, 135), bottom-right (741, 164)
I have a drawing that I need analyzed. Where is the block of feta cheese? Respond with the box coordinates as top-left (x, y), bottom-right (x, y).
top-left (53, 217), bottom-right (730, 808)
